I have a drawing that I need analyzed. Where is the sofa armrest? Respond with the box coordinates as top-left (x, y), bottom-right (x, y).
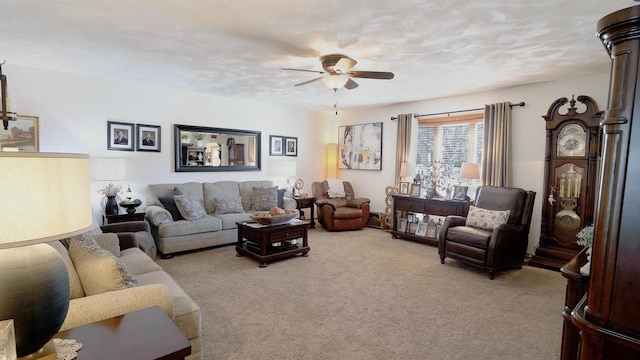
top-left (282, 197), bottom-right (297, 211)
top-left (60, 284), bottom-right (173, 331)
top-left (347, 197), bottom-right (370, 208)
top-left (146, 205), bottom-right (174, 226)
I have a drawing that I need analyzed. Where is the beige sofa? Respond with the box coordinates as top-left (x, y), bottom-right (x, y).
top-left (49, 225), bottom-right (202, 360)
top-left (145, 180), bottom-right (296, 258)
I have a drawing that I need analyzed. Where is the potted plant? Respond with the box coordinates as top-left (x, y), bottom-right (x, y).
top-left (577, 224), bottom-right (594, 276)
top-left (192, 133), bottom-right (206, 147)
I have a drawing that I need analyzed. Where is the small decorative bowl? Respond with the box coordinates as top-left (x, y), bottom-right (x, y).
top-left (249, 212), bottom-right (296, 225)
top-left (119, 198), bottom-right (142, 214)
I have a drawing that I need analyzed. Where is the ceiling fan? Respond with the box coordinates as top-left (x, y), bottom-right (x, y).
top-left (282, 54), bottom-right (394, 90)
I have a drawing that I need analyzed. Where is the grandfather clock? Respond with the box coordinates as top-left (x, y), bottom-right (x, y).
top-left (528, 95), bottom-right (603, 271)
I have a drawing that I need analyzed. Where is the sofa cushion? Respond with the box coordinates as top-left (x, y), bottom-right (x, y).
top-left (214, 196), bottom-right (244, 214)
top-left (158, 215), bottom-right (223, 238)
top-left (174, 194), bottom-right (207, 221)
top-left (465, 205), bottom-right (511, 231)
top-left (447, 226), bottom-right (492, 249)
top-left (69, 234), bottom-right (137, 296)
top-left (119, 247), bottom-right (163, 275)
top-left (215, 212), bottom-right (253, 230)
top-left (238, 180), bottom-right (274, 211)
top-left (48, 240), bottom-right (85, 299)
top-left (158, 187), bottom-right (184, 221)
top-left (203, 181), bottom-right (241, 214)
top-left (251, 186), bottom-right (278, 211)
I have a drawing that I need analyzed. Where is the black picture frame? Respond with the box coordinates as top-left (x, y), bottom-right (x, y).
top-left (136, 124), bottom-right (161, 152)
top-left (285, 136), bottom-right (298, 157)
top-left (108, 121), bottom-right (134, 151)
top-left (409, 183), bottom-right (421, 197)
top-left (452, 185), bottom-right (469, 201)
top-left (270, 135), bottom-right (284, 156)
top-left (399, 182), bottom-right (410, 195)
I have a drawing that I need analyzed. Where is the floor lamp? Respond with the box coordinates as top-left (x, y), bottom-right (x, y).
top-left (0, 152), bottom-right (92, 359)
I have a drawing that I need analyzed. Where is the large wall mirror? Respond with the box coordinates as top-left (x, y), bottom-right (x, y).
top-left (174, 124), bottom-right (261, 172)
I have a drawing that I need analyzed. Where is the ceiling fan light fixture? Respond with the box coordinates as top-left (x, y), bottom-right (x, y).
top-left (322, 74), bottom-right (349, 90)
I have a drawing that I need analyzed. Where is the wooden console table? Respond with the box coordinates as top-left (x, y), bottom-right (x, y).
top-left (390, 195), bottom-right (470, 246)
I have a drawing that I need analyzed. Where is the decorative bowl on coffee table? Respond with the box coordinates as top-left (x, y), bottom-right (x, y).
top-left (249, 212), bottom-right (296, 225)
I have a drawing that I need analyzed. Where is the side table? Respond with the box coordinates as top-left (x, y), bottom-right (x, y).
top-left (293, 196), bottom-right (316, 229)
top-left (104, 212), bottom-right (146, 225)
top-left (54, 306), bottom-right (191, 359)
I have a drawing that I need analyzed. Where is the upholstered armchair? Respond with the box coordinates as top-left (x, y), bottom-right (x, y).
top-left (438, 186), bottom-right (536, 279)
top-left (311, 180), bottom-right (371, 231)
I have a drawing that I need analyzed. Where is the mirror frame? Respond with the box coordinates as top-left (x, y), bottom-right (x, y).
top-left (174, 124), bottom-right (261, 172)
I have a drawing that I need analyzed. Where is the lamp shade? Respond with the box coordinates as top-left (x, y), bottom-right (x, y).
top-left (399, 162), bottom-right (410, 177)
top-left (270, 160), bottom-right (297, 177)
top-left (460, 162), bottom-right (480, 180)
top-left (94, 157), bottom-right (126, 181)
top-left (322, 74), bottom-right (349, 90)
top-left (0, 152), bottom-right (93, 247)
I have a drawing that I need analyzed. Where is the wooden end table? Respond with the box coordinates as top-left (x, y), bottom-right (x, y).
top-left (236, 220), bottom-right (310, 268)
top-left (293, 196), bottom-right (316, 228)
top-left (104, 212), bottom-right (146, 224)
top-left (54, 306), bottom-right (191, 359)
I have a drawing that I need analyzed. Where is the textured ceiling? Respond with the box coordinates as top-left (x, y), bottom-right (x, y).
top-left (0, 1), bottom-right (631, 111)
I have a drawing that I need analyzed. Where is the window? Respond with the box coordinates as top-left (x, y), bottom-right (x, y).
top-left (416, 113), bottom-right (483, 187)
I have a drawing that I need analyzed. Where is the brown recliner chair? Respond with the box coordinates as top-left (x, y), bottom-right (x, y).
top-left (312, 180), bottom-right (370, 231)
top-left (438, 186), bottom-right (536, 279)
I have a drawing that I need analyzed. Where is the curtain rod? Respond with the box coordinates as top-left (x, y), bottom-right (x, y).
top-left (390, 101), bottom-right (526, 120)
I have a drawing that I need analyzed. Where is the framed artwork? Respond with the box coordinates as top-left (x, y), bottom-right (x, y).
top-left (285, 137), bottom-right (297, 156)
top-left (452, 185), bottom-right (469, 201)
top-left (0, 115), bottom-right (39, 152)
top-left (410, 183), bottom-right (421, 197)
top-left (338, 122), bottom-right (382, 170)
top-left (424, 187), bottom-right (436, 199)
top-left (397, 218), bottom-right (408, 233)
top-left (426, 222), bottom-right (438, 238)
top-left (136, 124), bottom-right (161, 152)
top-left (415, 222), bottom-right (428, 237)
top-left (269, 135), bottom-right (283, 156)
top-left (399, 182), bottom-right (410, 195)
top-left (108, 121), bottom-right (134, 151)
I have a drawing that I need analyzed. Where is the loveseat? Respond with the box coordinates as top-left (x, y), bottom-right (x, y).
top-left (145, 180), bottom-right (297, 258)
top-left (49, 223), bottom-right (202, 359)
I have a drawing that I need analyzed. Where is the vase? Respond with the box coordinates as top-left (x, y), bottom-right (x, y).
top-left (105, 195), bottom-right (118, 215)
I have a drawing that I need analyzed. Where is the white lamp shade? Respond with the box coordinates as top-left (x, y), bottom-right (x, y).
top-left (94, 157), bottom-right (126, 181)
top-left (270, 160), bottom-right (297, 177)
top-left (460, 162), bottom-right (480, 180)
top-left (322, 74), bottom-right (349, 90)
top-left (399, 162), bottom-right (410, 177)
top-left (0, 152), bottom-right (93, 248)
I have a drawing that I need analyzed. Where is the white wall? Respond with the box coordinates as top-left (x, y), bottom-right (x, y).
top-left (333, 71), bottom-right (611, 254)
top-left (4, 64), bottom-right (327, 222)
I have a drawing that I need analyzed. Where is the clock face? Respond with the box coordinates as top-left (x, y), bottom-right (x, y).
top-left (557, 124), bottom-right (586, 157)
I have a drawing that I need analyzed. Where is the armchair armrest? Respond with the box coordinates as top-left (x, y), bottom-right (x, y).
top-left (438, 215), bottom-right (467, 256)
top-left (60, 284), bottom-right (173, 331)
top-left (486, 223), bottom-right (528, 268)
top-left (315, 198), bottom-right (348, 210)
top-left (347, 197), bottom-right (370, 208)
top-left (101, 221), bottom-right (150, 234)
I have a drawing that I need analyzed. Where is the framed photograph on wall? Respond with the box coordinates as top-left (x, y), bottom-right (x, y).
top-left (409, 183), bottom-right (421, 197)
top-left (338, 122), bottom-right (382, 170)
top-left (269, 135), bottom-right (284, 156)
top-left (452, 185), bottom-right (469, 201)
top-left (108, 121), bottom-right (134, 151)
top-left (136, 124), bottom-right (161, 152)
top-left (1, 115), bottom-right (39, 151)
top-left (399, 182), bottom-right (410, 195)
top-left (285, 137), bottom-right (297, 156)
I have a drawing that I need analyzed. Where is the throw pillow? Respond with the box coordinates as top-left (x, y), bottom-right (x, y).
top-left (465, 205), bottom-right (511, 231)
top-left (174, 194), bottom-right (207, 221)
top-left (68, 233), bottom-right (137, 296)
top-left (158, 187), bottom-right (184, 221)
top-left (251, 186), bottom-right (278, 211)
top-left (214, 197), bottom-right (244, 214)
top-left (277, 188), bottom-right (286, 208)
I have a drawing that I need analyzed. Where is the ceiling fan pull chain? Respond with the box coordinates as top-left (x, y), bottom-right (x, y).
top-left (334, 89), bottom-right (338, 115)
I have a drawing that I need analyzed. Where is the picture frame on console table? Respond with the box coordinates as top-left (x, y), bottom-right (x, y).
top-left (0, 115), bottom-right (39, 152)
top-left (136, 124), bottom-right (161, 152)
top-left (409, 183), bottom-right (421, 197)
top-left (399, 182), bottom-right (410, 195)
top-left (452, 185), bottom-right (468, 201)
top-left (415, 222), bottom-right (428, 237)
top-left (397, 218), bottom-right (408, 233)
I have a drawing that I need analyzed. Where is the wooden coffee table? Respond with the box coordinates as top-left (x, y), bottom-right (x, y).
top-left (54, 306), bottom-right (191, 359)
top-left (236, 220), bottom-right (310, 268)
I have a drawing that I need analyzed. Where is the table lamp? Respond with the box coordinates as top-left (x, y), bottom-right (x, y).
top-left (460, 162), bottom-right (480, 184)
top-left (0, 152), bottom-right (92, 359)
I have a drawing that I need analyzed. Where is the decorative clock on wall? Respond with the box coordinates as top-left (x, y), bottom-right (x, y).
top-left (529, 95), bottom-right (603, 271)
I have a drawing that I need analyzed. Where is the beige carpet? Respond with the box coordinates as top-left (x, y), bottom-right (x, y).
top-left (158, 227), bottom-right (565, 360)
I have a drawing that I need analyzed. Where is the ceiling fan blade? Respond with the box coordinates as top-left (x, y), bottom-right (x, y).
top-left (348, 71), bottom-right (394, 80)
top-left (335, 57), bottom-right (357, 72)
top-left (294, 77), bottom-right (324, 86)
top-left (344, 78), bottom-right (359, 89)
top-left (282, 67), bottom-right (325, 74)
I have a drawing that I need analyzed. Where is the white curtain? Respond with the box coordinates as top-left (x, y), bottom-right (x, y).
top-left (482, 102), bottom-right (511, 187)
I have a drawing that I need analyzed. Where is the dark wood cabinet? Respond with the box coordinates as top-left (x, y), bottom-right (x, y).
top-left (563, 6), bottom-right (640, 359)
top-left (390, 195), bottom-right (469, 246)
top-left (560, 247), bottom-right (589, 360)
